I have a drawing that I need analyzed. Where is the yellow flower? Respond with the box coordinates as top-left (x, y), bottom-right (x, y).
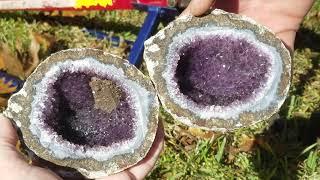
top-left (75, 0), bottom-right (113, 8)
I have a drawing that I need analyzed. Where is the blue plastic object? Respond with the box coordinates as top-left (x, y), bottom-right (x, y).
top-left (1, 4), bottom-right (179, 91)
top-left (128, 3), bottom-right (178, 66)
top-left (0, 71), bottom-right (23, 92)
top-left (128, 6), bottom-right (161, 66)
top-left (86, 3), bottom-right (178, 66)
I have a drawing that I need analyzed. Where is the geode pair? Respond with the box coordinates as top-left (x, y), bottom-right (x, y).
top-left (4, 9), bottom-right (291, 179)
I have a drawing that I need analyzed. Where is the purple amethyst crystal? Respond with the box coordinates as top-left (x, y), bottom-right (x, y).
top-left (144, 9), bottom-right (292, 131)
top-left (44, 72), bottom-right (135, 147)
top-left (175, 36), bottom-right (270, 106)
top-left (4, 49), bottom-right (159, 178)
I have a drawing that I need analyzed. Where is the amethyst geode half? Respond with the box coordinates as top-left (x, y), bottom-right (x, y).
top-left (144, 9), bottom-right (291, 131)
top-left (4, 49), bottom-right (159, 178)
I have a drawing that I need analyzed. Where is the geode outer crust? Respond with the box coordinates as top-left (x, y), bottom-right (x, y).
top-left (144, 9), bottom-right (291, 131)
top-left (4, 49), bottom-right (159, 178)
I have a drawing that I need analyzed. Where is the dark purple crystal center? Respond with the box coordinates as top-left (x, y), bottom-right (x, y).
top-left (43, 72), bottom-right (135, 147)
top-left (175, 35), bottom-right (271, 106)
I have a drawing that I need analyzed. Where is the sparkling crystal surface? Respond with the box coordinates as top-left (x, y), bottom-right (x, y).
top-left (175, 35), bottom-right (271, 106)
top-left (43, 72), bottom-right (135, 147)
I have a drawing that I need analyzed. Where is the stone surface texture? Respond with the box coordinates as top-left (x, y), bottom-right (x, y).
top-left (144, 9), bottom-right (291, 132)
top-left (4, 48), bottom-right (159, 178)
top-left (89, 77), bottom-right (122, 113)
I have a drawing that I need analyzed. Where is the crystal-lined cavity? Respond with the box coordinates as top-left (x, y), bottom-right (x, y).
top-left (175, 35), bottom-right (271, 106)
top-left (44, 71), bottom-right (135, 147)
top-left (144, 9), bottom-right (291, 131)
top-left (5, 49), bottom-right (160, 178)
top-left (28, 57), bottom-right (156, 161)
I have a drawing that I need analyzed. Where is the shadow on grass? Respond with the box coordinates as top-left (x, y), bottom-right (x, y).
top-left (295, 28), bottom-right (320, 52)
top-left (294, 28), bottom-right (320, 97)
top-left (250, 27), bottom-right (320, 179)
top-left (250, 112), bottom-right (320, 179)
top-left (295, 53), bottom-right (320, 96)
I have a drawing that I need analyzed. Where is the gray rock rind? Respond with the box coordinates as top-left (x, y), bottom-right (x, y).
top-left (144, 9), bottom-right (291, 132)
top-left (4, 48), bottom-right (159, 179)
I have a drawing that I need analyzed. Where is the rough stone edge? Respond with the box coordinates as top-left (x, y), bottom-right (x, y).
top-left (3, 48), bottom-right (160, 178)
top-left (144, 9), bottom-right (291, 132)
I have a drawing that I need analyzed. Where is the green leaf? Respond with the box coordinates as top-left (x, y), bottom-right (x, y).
top-left (306, 151), bottom-right (318, 173)
top-left (300, 143), bottom-right (318, 156)
top-left (215, 137), bottom-right (227, 163)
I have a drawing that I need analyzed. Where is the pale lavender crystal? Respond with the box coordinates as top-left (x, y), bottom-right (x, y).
top-left (175, 36), bottom-right (271, 106)
top-left (43, 72), bottom-right (135, 147)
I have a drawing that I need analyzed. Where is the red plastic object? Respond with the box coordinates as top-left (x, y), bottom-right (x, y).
top-left (83, 0), bottom-right (169, 10)
top-left (137, 0), bottom-right (168, 7)
top-left (85, 0), bottom-right (168, 10)
top-left (0, 0), bottom-right (169, 11)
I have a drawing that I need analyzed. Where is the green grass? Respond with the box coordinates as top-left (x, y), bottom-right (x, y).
top-left (0, 2), bottom-right (319, 180)
top-left (150, 3), bottom-right (320, 179)
top-left (0, 17), bottom-right (30, 55)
